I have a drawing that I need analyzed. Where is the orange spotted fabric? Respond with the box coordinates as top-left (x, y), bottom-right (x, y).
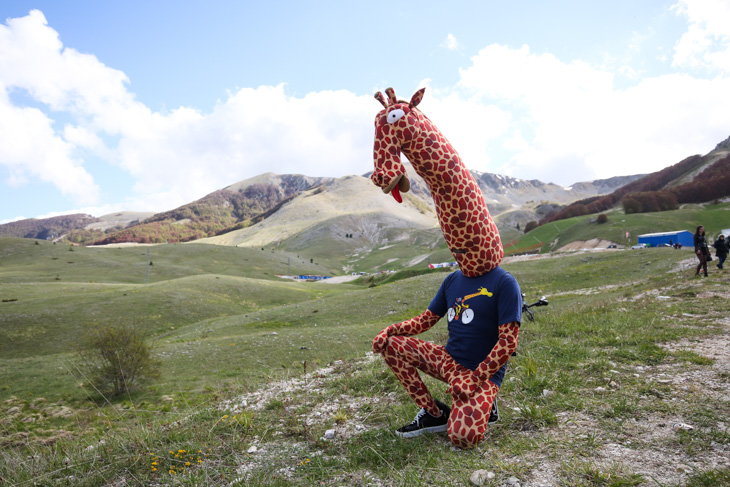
top-left (375, 320), bottom-right (519, 448)
top-left (370, 87), bottom-right (519, 448)
top-left (371, 87), bottom-right (503, 277)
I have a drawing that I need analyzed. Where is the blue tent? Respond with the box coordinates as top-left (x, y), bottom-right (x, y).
top-left (637, 231), bottom-right (693, 247)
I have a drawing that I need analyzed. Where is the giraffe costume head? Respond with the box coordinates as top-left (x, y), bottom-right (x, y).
top-left (371, 87), bottom-right (503, 277)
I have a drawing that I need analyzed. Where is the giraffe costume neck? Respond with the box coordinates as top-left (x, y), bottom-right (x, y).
top-left (371, 87), bottom-right (503, 277)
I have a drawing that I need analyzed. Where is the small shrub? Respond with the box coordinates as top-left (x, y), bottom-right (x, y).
top-left (76, 323), bottom-right (161, 397)
top-left (597, 213), bottom-right (608, 224)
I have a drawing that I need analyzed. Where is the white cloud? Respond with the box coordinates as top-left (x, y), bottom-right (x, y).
top-left (406, 80), bottom-right (511, 170)
top-left (0, 216), bottom-right (28, 225)
top-left (442, 33), bottom-right (461, 51)
top-left (0, 10), bottom-right (101, 204)
top-left (452, 43), bottom-right (730, 184)
top-left (114, 85), bottom-right (375, 210)
top-left (672, 0), bottom-right (730, 72)
top-left (0, 11), bottom-right (377, 214)
top-left (0, 96), bottom-right (100, 203)
top-left (3, 7), bottom-right (730, 221)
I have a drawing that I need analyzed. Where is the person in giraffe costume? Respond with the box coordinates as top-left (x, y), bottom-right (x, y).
top-left (370, 87), bottom-right (522, 449)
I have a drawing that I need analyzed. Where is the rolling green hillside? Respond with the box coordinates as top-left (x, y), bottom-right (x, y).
top-left (0, 222), bottom-right (709, 403)
top-left (505, 201), bottom-right (730, 254)
top-left (0, 238), bottom-right (337, 284)
top-left (1, 200), bottom-right (727, 400)
top-left (1, 229), bottom-right (729, 485)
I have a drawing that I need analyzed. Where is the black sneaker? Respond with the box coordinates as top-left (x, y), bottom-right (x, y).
top-left (434, 398), bottom-right (451, 417)
top-left (396, 401), bottom-right (450, 438)
top-left (488, 398), bottom-right (499, 424)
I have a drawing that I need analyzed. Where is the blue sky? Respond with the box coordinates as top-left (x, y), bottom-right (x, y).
top-left (1, 0), bottom-right (729, 223)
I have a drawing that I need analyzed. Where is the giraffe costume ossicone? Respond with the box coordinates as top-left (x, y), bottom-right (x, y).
top-left (370, 87), bottom-right (521, 449)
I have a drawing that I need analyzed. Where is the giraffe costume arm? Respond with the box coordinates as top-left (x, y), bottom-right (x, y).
top-left (475, 321), bottom-right (520, 382)
top-left (372, 309), bottom-right (441, 353)
top-left (448, 321), bottom-right (519, 400)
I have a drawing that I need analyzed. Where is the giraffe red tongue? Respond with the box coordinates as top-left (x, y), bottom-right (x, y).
top-left (390, 185), bottom-right (402, 203)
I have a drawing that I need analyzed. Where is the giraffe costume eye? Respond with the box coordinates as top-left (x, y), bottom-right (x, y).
top-left (387, 109), bottom-right (405, 124)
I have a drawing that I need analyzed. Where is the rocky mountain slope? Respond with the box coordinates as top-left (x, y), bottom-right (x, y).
top-left (203, 175), bottom-right (438, 249)
top-left (0, 169), bottom-right (639, 246)
top-left (7, 135), bottom-right (730, 248)
top-left (89, 174), bottom-right (333, 245)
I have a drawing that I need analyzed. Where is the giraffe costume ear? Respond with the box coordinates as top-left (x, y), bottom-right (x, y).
top-left (410, 88), bottom-right (425, 108)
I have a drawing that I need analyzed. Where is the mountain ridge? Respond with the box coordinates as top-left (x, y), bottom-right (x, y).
top-left (9, 134), bottom-right (730, 247)
top-left (0, 169), bottom-right (639, 246)
top-left (538, 137), bottom-right (730, 225)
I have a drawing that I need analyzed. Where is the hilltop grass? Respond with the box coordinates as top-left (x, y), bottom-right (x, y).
top-left (2, 264), bottom-right (728, 485)
top-left (0, 243), bottom-right (699, 402)
top-left (340, 228), bottom-right (454, 274)
top-left (505, 201), bottom-right (730, 254)
top-left (0, 238), bottom-right (339, 284)
top-left (1, 234), bottom-right (729, 485)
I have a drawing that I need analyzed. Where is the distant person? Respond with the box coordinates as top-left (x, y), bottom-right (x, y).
top-left (694, 225), bottom-right (709, 277)
top-left (713, 234), bottom-right (728, 270)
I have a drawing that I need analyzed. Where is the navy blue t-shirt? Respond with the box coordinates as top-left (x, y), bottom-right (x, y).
top-left (428, 267), bottom-right (522, 387)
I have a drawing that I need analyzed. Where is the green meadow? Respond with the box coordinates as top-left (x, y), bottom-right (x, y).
top-left (504, 202), bottom-right (730, 254)
top-left (1, 217), bottom-right (729, 486)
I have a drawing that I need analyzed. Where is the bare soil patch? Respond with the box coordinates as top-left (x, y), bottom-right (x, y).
top-left (556, 238), bottom-right (620, 252)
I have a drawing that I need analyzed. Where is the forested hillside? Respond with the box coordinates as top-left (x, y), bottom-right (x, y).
top-left (539, 142), bottom-right (730, 225)
top-left (0, 214), bottom-right (101, 240)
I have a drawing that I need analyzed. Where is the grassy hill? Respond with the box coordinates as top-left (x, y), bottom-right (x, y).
top-left (200, 175), bottom-right (438, 247)
top-left (0, 238), bottom-right (337, 284)
top-left (1, 162), bottom-right (641, 249)
top-left (0, 235), bottom-right (710, 402)
top-left (505, 201), bottom-right (730, 255)
top-left (1, 205), bottom-right (730, 485)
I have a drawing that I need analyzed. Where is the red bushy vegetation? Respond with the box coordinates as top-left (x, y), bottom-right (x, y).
top-left (538, 153), bottom-right (729, 226)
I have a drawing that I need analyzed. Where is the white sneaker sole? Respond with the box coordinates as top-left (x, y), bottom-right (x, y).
top-left (395, 424), bottom-right (448, 438)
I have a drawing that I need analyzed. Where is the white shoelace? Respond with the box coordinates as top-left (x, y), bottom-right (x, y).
top-left (411, 408), bottom-right (428, 424)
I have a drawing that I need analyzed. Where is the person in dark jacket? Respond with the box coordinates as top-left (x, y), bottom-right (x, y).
top-left (694, 225), bottom-right (709, 276)
top-left (713, 234), bottom-right (728, 270)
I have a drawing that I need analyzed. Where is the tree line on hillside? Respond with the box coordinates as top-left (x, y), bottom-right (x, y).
top-left (144, 184), bottom-right (286, 224)
top-left (58, 183), bottom-right (294, 245)
top-left (90, 183), bottom-right (306, 245)
top-left (535, 153), bottom-right (730, 226)
top-left (0, 183), bottom-right (308, 246)
top-left (0, 214), bottom-right (100, 240)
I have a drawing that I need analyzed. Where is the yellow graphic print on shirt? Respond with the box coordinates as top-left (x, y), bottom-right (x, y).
top-left (447, 287), bottom-right (493, 324)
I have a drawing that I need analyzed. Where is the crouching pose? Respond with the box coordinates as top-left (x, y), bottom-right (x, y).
top-left (369, 87), bottom-right (521, 448)
top-left (372, 268), bottom-right (521, 448)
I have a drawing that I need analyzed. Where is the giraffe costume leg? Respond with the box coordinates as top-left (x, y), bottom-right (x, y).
top-left (381, 335), bottom-right (499, 449)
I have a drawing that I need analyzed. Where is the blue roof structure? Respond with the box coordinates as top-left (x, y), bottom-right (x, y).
top-left (637, 230), bottom-right (693, 247)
